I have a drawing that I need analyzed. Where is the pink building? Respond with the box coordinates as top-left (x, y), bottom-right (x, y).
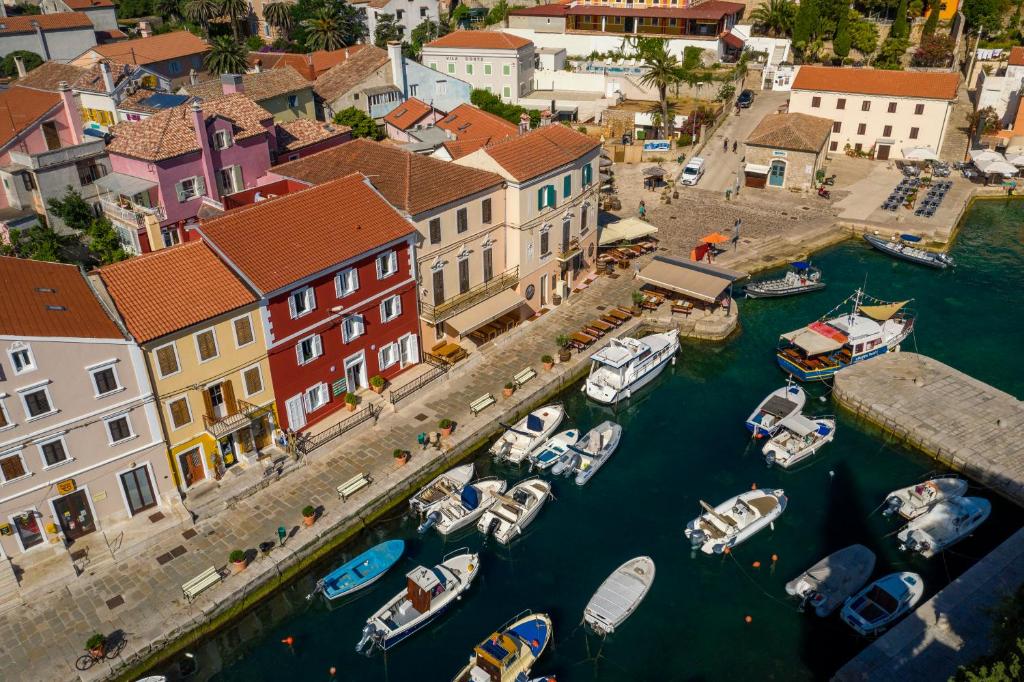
top-left (382, 97), bottom-right (446, 143)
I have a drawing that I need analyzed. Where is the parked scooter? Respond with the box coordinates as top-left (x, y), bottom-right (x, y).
top-left (822, 174), bottom-right (837, 186)
top-left (817, 186), bottom-right (831, 199)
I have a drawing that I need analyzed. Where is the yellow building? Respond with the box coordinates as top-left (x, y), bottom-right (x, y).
top-left (927, 0), bottom-right (960, 21)
top-left (94, 241), bottom-right (279, 492)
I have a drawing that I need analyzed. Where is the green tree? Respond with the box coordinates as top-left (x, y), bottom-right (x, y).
top-left (263, 1), bottom-right (294, 40)
top-left (638, 40), bottom-right (682, 140)
top-left (922, 3), bottom-right (940, 34)
top-left (373, 13), bottom-right (404, 47)
top-left (470, 88), bottom-right (539, 126)
top-left (891, 0), bottom-right (909, 39)
top-left (332, 107), bottom-right (382, 139)
top-left (874, 36), bottom-right (909, 68)
top-left (749, 0), bottom-right (797, 36)
top-left (912, 33), bottom-right (954, 65)
top-left (485, 0), bottom-right (509, 26)
top-left (85, 218), bottom-right (128, 265)
top-left (449, 5), bottom-right (471, 28)
top-left (154, 0), bottom-right (181, 21)
top-left (184, 0), bottom-right (219, 37)
top-left (116, 0), bottom-right (155, 17)
top-left (833, 8), bottom-right (852, 59)
top-left (205, 35), bottom-right (249, 73)
top-left (303, 7), bottom-right (350, 50)
top-left (716, 82), bottom-right (736, 102)
top-left (219, 0), bottom-right (250, 41)
top-left (47, 188), bottom-right (94, 233)
top-left (849, 12), bottom-right (879, 54)
top-left (0, 50), bottom-right (42, 78)
top-left (7, 225), bottom-right (79, 263)
top-left (409, 19), bottom-right (448, 58)
top-left (961, 0), bottom-right (1009, 34)
top-left (792, 0), bottom-right (820, 47)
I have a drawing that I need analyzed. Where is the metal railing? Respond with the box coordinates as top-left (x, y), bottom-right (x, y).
top-left (100, 198), bottom-right (165, 228)
top-left (389, 356), bottom-right (448, 406)
top-left (295, 403), bottom-right (382, 456)
top-left (419, 266), bottom-right (519, 324)
top-left (8, 139), bottom-right (106, 170)
top-left (202, 400), bottom-right (275, 439)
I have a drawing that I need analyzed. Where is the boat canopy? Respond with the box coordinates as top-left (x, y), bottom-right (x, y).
top-left (781, 326), bottom-right (845, 355)
top-left (762, 395), bottom-right (799, 418)
top-left (778, 413), bottom-right (822, 437)
top-left (461, 485), bottom-right (480, 511)
top-left (859, 301), bottom-right (909, 321)
top-left (598, 217), bottom-right (659, 245)
top-left (526, 413), bottom-right (544, 432)
top-left (792, 261), bottom-right (811, 270)
top-left (637, 255), bottom-right (742, 303)
top-left (899, 234), bottom-right (921, 243)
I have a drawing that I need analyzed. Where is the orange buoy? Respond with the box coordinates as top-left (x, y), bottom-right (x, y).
top-left (532, 639), bottom-right (540, 648)
top-left (329, 667), bottom-right (336, 676)
top-left (744, 615), bottom-right (753, 623)
top-left (282, 636), bottom-right (294, 647)
top-left (751, 483), bottom-right (758, 490)
top-left (752, 561), bottom-right (761, 568)
top-left (723, 547), bottom-right (731, 555)
top-left (771, 554), bottom-right (779, 562)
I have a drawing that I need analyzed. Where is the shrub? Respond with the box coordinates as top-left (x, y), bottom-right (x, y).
top-left (369, 374), bottom-right (385, 388)
top-left (631, 290), bottom-right (646, 304)
top-left (229, 549), bottom-right (245, 563)
top-left (439, 418), bottom-right (453, 429)
top-left (555, 334), bottom-right (571, 348)
top-left (504, 381), bottom-right (515, 390)
top-left (393, 448), bottom-right (407, 458)
top-left (302, 505), bottom-right (315, 517)
top-left (541, 354), bottom-right (554, 364)
top-left (344, 392), bottom-right (359, 405)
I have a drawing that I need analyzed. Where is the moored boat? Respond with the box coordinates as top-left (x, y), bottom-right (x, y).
top-left (409, 464), bottom-right (474, 516)
top-left (864, 233), bottom-right (954, 269)
top-left (569, 421), bottom-right (622, 485)
top-left (744, 261), bottom-right (826, 298)
top-left (745, 381), bottom-right (806, 437)
top-left (420, 478), bottom-right (508, 536)
top-left (763, 414), bottom-right (835, 468)
top-left (898, 496), bottom-right (991, 558)
top-left (584, 332), bottom-right (679, 404)
top-left (490, 404), bottom-right (565, 465)
top-left (452, 611), bottom-right (553, 682)
top-left (882, 476), bottom-right (968, 520)
top-left (478, 477), bottom-right (551, 545)
top-left (531, 429), bottom-right (580, 471)
top-left (841, 572), bottom-right (924, 636)
top-left (785, 544), bottom-right (876, 617)
top-left (314, 539), bottom-right (405, 601)
top-left (684, 488), bottom-right (787, 555)
top-left (583, 556), bottom-right (655, 636)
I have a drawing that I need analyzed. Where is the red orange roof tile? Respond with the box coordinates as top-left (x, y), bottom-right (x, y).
top-left (383, 98), bottom-right (434, 131)
top-left (792, 66), bottom-right (960, 100)
top-left (478, 124), bottom-right (600, 182)
top-left (424, 30), bottom-right (532, 51)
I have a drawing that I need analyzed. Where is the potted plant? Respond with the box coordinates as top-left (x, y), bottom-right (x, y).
top-left (439, 418), bottom-right (453, 438)
top-left (85, 634), bottom-right (106, 658)
top-left (302, 505), bottom-right (315, 527)
top-left (555, 334), bottom-right (572, 363)
top-left (229, 549), bottom-right (246, 573)
top-left (503, 381), bottom-right (515, 399)
top-left (541, 354), bottom-right (554, 371)
top-left (393, 448), bottom-right (410, 466)
top-left (631, 290), bottom-right (645, 315)
top-left (344, 392), bottom-right (359, 412)
top-left (369, 374), bottom-right (385, 394)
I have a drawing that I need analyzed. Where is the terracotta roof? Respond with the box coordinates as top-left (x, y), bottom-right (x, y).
top-left (383, 97), bottom-right (434, 130)
top-left (442, 137), bottom-right (493, 159)
top-left (199, 174), bottom-right (416, 294)
top-left (90, 31), bottom-right (209, 65)
top-left (509, 3), bottom-right (569, 17)
top-left (792, 66), bottom-right (960, 100)
top-left (436, 103), bottom-right (518, 142)
top-left (721, 31), bottom-right (745, 50)
top-left (98, 240), bottom-right (255, 343)
top-left (14, 61), bottom-right (87, 92)
top-left (1009, 46), bottom-right (1024, 67)
top-left (478, 124), bottom-right (600, 182)
top-left (65, 0), bottom-right (115, 8)
top-left (349, 0), bottom-right (391, 8)
top-left (276, 118), bottom-right (351, 153)
top-left (313, 45), bottom-right (389, 102)
top-left (95, 28), bottom-right (129, 42)
top-left (74, 60), bottom-right (137, 92)
top-left (117, 87), bottom-right (190, 114)
top-left (745, 112), bottom-right (832, 153)
top-left (0, 257), bottom-right (122, 339)
top-left (424, 30), bottom-right (532, 51)
top-left (107, 94), bottom-right (272, 161)
top-left (0, 86), bottom-right (61, 149)
top-left (565, 1), bottom-right (744, 19)
top-left (273, 138), bottom-right (505, 216)
top-left (0, 13), bottom-right (93, 34)
top-left (183, 66), bottom-right (311, 104)
top-left (247, 47), bottom-right (365, 81)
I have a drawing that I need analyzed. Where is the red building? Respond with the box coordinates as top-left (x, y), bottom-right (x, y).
top-left (197, 173), bottom-right (420, 431)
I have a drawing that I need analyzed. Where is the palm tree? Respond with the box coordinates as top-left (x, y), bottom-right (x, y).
top-left (205, 35), bottom-right (249, 74)
top-left (155, 0), bottom-right (182, 22)
top-left (302, 7), bottom-right (348, 51)
top-left (749, 0), bottom-right (796, 37)
top-left (263, 2), bottom-right (293, 41)
top-left (184, 0), bottom-right (219, 38)
top-left (639, 43), bottom-right (682, 140)
top-left (219, 0), bottom-right (250, 41)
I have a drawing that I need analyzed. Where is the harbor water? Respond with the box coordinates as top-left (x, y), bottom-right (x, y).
top-left (161, 200), bottom-right (1024, 681)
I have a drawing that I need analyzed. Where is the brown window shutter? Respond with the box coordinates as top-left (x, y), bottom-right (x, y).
top-left (170, 399), bottom-right (189, 428)
top-left (235, 317), bottom-right (253, 346)
top-left (223, 380), bottom-right (237, 414)
top-left (1, 455), bottom-right (25, 481)
top-left (198, 332), bottom-right (215, 360)
top-left (244, 367), bottom-right (262, 395)
top-left (0, 408), bottom-right (7, 429)
top-left (202, 388), bottom-right (214, 420)
top-left (157, 346), bottom-right (178, 375)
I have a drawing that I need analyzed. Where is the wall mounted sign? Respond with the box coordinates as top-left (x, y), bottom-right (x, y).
top-left (56, 479), bottom-right (76, 496)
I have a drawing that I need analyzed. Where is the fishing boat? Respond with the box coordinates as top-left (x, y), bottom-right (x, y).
top-left (313, 539), bottom-right (405, 601)
top-left (583, 332), bottom-right (679, 404)
top-left (356, 549), bottom-right (480, 653)
top-left (882, 477), bottom-right (968, 520)
top-left (684, 488), bottom-right (787, 555)
top-left (744, 262), bottom-right (826, 298)
top-left (478, 477), bottom-right (551, 545)
top-left (419, 478), bottom-right (508, 536)
top-left (776, 289), bottom-right (915, 381)
top-left (409, 463), bottom-right (475, 516)
top-left (898, 496), bottom-right (991, 558)
top-left (583, 556), bottom-right (655, 636)
top-left (530, 429), bottom-right (580, 471)
top-left (451, 611), bottom-right (553, 682)
top-left (489, 404), bottom-right (565, 465)
top-left (745, 381), bottom-right (806, 437)
top-left (763, 414), bottom-right (836, 468)
top-left (840, 572), bottom-right (924, 636)
top-left (785, 544), bottom-right (876, 617)
top-left (864, 233), bottom-right (954, 269)
top-left (566, 421), bottom-right (622, 486)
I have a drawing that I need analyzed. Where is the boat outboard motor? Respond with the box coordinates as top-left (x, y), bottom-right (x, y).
top-left (417, 511), bottom-right (441, 535)
top-left (688, 529), bottom-right (706, 549)
top-left (485, 516), bottom-right (501, 538)
top-left (882, 495), bottom-right (903, 518)
top-left (355, 624), bottom-right (377, 654)
top-left (764, 451), bottom-right (776, 468)
top-left (562, 453), bottom-right (582, 478)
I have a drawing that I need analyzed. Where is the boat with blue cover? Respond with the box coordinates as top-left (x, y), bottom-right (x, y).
top-left (313, 540), bottom-right (405, 601)
top-left (531, 429), bottom-right (580, 471)
top-left (452, 610), bottom-right (553, 682)
top-left (419, 477), bottom-right (507, 536)
top-left (863, 233), bottom-right (954, 269)
top-left (744, 262), bottom-right (825, 298)
top-left (745, 381), bottom-right (806, 437)
top-left (841, 572), bottom-right (924, 636)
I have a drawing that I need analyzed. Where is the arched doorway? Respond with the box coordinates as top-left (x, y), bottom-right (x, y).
top-left (769, 160), bottom-right (786, 187)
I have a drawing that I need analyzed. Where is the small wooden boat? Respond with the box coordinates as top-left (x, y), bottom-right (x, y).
top-left (531, 429), bottom-right (580, 471)
top-left (898, 496), bottom-right (991, 558)
top-left (841, 572), bottom-right (924, 636)
top-left (785, 544), bottom-right (876, 617)
top-left (409, 463), bottom-right (474, 516)
top-left (315, 539), bottom-right (405, 601)
top-left (451, 611), bottom-right (553, 682)
top-left (744, 262), bottom-right (825, 298)
top-left (745, 381), bottom-right (806, 438)
top-left (490, 404), bottom-right (566, 465)
top-left (684, 489), bottom-right (787, 555)
top-left (763, 414), bottom-right (835, 468)
top-left (419, 478), bottom-right (507, 536)
top-left (583, 556), bottom-right (655, 636)
top-left (864, 233), bottom-right (954, 269)
top-left (568, 421), bottom-right (622, 486)
top-left (882, 476), bottom-right (968, 520)
top-left (478, 477), bottom-right (551, 545)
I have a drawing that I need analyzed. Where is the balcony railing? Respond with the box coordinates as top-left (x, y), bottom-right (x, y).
top-left (419, 266), bottom-right (519, 324)
top-left (101, 198), bottom-right (165, 228)
top-left (8, 139), bottom-right (106, 171)
top-left (202, 400), bottom-right (275, 439)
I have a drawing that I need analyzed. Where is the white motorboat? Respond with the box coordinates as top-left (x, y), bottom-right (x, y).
top-left (451, 610), bottom-right (552, 682)
top-left (356, 549), bottom-right (480, 652)
top-left (785, 544), bottom-right (876, 617)
top-left (490, 404), bottom-right (565, 465)
top-left (841, 572), bottom-right (924, 636)
top-left (583, 556), bottom-right (655, 636)
top-left (478, 477), bottom-right (551, 545)
top-left (409, 463), bottom-right (475, 516)
top-left (763, 414), bottom-right (835, 468)
top-left (898, 496), bottom-right (991, 558)
top-left (564, 421), bottom-right (622, 486)
top-left (583, 332), bottom-right (679, 404)
top-left (882, 476), bottom-right (968, 520)
top-left (684, 488), bottom-right (787, 555)
top-left (530, 429), bottom-right (580, 471)
top-left (418, 478), bottom-right (508, 536)
top-left (745, 380), bottom-right (806, 437)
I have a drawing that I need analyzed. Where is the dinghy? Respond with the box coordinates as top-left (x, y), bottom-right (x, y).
top-left (584, 332), bottom-right (679, 404)
top-left (451, 611), bottom-right (553, 682)
top-left (569, 421), bottom-right (622, 486)
top-left (744, 262), bottom-right (826, 298)
top-left (531, 429), bottom-right (580, 471)
top-left (314, 539), bottom-right (405, 601)
top-left (898, 496), bottom-right (991, 558)
top-left (684, 488), bottom-right (787, 555)
top-left (478, 477), bottom-right (551, 545)
top-left (745, 381), bottom-right (806, 438)
top-left (864, 233), bottom-right (954, 269)
top-left (583, 556), bottom-right (655, 636)
top-left (882, 477), bottom-right (968, 520)
top-left (356, 549), bottom-right (480, 653)
top-left (763, 414), bottom-right (835, 468)
top-left (841, 572), bottom-right (924, 636)
top-left (419, 478), bottom-right (508, 536)
top-left (785, 544), bottom-right (876, 617)
top-left (490, 404), bottom-right (565, 465)
top-left (409, 463), bottom-right (474, 516)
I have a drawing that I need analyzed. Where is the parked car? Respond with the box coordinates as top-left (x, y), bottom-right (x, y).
top-left (737, 90), bottom-right (755, 108)
top-left (680, 157), bottom-right (705, 186)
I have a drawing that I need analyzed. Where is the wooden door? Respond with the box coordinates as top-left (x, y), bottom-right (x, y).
top-left (53, 491), bottom-right (96, 540)
top-left (178, 448), bottom-right (205, 487)
top-left (876, 145), bottom-right (890, 161)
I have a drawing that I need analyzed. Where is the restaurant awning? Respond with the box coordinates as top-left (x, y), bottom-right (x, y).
top-left (636, 255), bottom-right (743, 303)
top-left (781, 326), bottom-right (845, 355)
top-left (95, 173), bottom-right (158, 197)
top-left (902, 146), bottom-right (939, 161)
top-left (744, 163), bottom-right (770, 175)
top-left (599, 218), bottom-right (658, 245)
top-left (446, 288), bottom-right (526, 336)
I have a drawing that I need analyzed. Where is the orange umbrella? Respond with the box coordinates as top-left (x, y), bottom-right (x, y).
top-left (701, 232), bottom-right (731, 244)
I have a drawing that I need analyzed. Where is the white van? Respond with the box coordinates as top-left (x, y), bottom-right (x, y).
top-left (680, 157), bottom-right (705, 186)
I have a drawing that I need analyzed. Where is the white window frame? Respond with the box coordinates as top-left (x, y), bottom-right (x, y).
top-left (304, 383), bottom-right (329, 412)
top-left (483, 63), bottom-right (492, 75)
top-left (240, 363), bottom-right (264, 398)
top-left (380, 295), bottom-right (402, 323)
top-left (193, 328), bottom-right (219, 364)
top-left (36, 434), bottom-right (71, 470)
top-left (378, 342), bottom-right (399, 370)
top-left (8, 345), bottom-right (35, 375)
top-left (288, 286), bottom-right (316, 319)
top-left (0, 450), bottom-right (30, 485)
top-left (18, 382), bottom-right (55, 422)
top-left (335, 267), bottom-right (359, 297)
top-left (213, 129), bottom-right (233, 150)
top-left (0, 395), bottom-right (12, 432)
top-left (503, 63), bottom-right (511, 76)
top-left (502, 85), bottom-right (511, 99)
top-left (166, 395), bottom-right (192, 430)
top-left (153, 342), bottom-right (181, 378)
top-left (104, 412), bottom-right (136, 445)
top-left (231, 313), bottom-right (255, 349)
top-left (342, 314), bottom-right (365, 343)
top-left (375, 251), bottom-right (398, 280)
top-left (87, 360), bottom-right (122, 398)
top-left (295, 334), bottom-right (323, 366)
top-left (447, 62), bottom-right (456, 74)
top-left (8, 506), bottom-right (43, 552)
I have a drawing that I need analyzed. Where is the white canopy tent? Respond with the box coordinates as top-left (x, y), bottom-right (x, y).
top-left (969, 148), bottom-right (1020, 176)
top-left (902, 146), bottom-right (939, 162)
top-left (599, 218), bottom-right (659, 246)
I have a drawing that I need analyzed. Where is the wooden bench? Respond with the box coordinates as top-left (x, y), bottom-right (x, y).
top-left (182, 566), bottom-right (222, 602)
top-left (470, 393), bottom-right (496, 415)
top-left (337, 472), bottom-right (372, 501)
top-left (513, 367), bottom-right (537, 388)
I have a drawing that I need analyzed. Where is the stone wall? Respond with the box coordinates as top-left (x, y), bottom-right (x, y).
top-left (744, 145), bottom-right (822, 191)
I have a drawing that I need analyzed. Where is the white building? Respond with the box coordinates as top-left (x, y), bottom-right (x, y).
top-left (350, 0), bottom-right (439, 43)
top-left (40, 0), bottom-right (119, 33)
top-left (976, 46), bottom-right (1024, 126)
top-left (0, 13), bottom-right (97, 62)
top-left (421, 31), bottom-right (535, 104)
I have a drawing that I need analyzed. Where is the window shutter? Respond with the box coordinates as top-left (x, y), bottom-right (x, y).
top-left (313, 335), bottom-right (323, 358)
top-left (375, 255), bottom-right (383, 279)
top-left (350, 268), bottom-right (359, 292)
top-left (564, 174), bottom-right (571, 197)
top-left (288, 294), bottom-right (297, 318)
top-left (175, 180), bottom-right (187, 202)
top-left (307, 288), bottom-right (316, 311)
top-left (295, 343), bottom-right (304, 364)
top-left (356, 314), bottom-right (365, 337)
top-left (393, 295), bottom-right (402, 317)
top-left (201, 388), bottom-right (214, 420)
top-left (303, 391), bottom-right (312, 412)
top-left (378, 346), bottom-right (386, 369)
top-left (195, 175), bottom-right (206, 197)
top-left (231, 165), bottom-right (244, 192)
top-left (389, 251), bottom-right (397, 273)
top-left (548, 185), bottom-right (556, 208)
top-left (537, 187), bottom-right (544, 210)
top-left (222, 380), bottom-right (237, 413)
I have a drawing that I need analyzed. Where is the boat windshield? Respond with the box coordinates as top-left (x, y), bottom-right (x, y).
top-left (864, 585), bottom-right (898, 614)
top-left (590, 362), bottom-right (624, 388)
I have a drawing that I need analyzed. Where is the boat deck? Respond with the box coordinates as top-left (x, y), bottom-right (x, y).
top-left (746, 496), bottom-right (778, 516)
top-left (587, 570), bottom-right (647, 627)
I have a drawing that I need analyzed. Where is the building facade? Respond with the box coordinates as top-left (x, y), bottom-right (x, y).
top-left (743, 112), bottom-right (832, 191)
top-left (73, 31), bottom-right (210, 87)
top-left (0, 13), bottom-right (97, 62)
top-left (421, 31), bottom-right (535, 103)
top-left (181, 69), bottom-right (317, 124)
top-left (41, 0), bottom-right (120, 32)
top-left (351, 0), bottom-right (440, 42)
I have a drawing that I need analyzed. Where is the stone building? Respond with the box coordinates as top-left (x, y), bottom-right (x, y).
top-left (743, 112), bottom-right (832, 191)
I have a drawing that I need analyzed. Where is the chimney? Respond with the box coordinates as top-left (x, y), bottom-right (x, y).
top-left (387, 41), bottom-right (406, 97)
top-left (138, 20), bottom-right (152, 38)
top-left (32, 20), bottom-right (50, 60)
top-left (190, 101), bottom-right (219, 200)
top-left (518, 112), bottom-right (530, 135)
top-left (14, 56), bottom-right (26, 78)
top-left (99, 60), bottom-right (115, 93)
top-left (188, 68), bottom-right (198, 86)
top-left (221, 73), bottom-right (244, 95)
top-left (58, 81), bottom-right (83, 145)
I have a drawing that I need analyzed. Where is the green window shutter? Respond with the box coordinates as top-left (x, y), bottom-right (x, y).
top-left (537, 187), bottom-right (544, 210)
top-left (563, 175), bottom-right (571, 198)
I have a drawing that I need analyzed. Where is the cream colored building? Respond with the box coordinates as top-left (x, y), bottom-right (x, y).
top-left (421, 31), bottom-right (535, 103)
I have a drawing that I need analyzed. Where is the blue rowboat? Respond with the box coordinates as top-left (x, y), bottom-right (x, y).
top-left (318, 540), bottom-right (405, 601)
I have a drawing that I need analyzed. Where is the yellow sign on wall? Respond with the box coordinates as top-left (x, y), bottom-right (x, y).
top-left (56, 479), bottom-right (76, 495)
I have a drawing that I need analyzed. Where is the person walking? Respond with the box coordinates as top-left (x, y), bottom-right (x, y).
top-left (732, 141), bottom-right (738, 153)
top-left (638, 200), bottom-right (646, 219)
top-left (723, 138), bottom-right (728, 153)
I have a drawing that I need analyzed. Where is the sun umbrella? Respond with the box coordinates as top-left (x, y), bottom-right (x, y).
top-left (901, 146), bottom-right (939, 162)
top-left (642, 167), bottom-right (667, 177)
top-left (700, 232), bottom-right (731, 244)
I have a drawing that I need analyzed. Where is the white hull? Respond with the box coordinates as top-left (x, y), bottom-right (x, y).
top-left (785, 544), bottom-right (876, 617)
top-left (898, 497), bottom-right (991, 558)
top-left (573, 421), bottom-right (623, 486)
top-left (685, 489), bottom-right (787, 555)
top-left (478, 478), bottom-right (551, 545)
top-left (584, 556), bottom-right (655, 636)
top-left (490, 404), bottom-right (565, 465)
top-left (841, 572), bottom-right (924, 636)
top-left (434, 479), bottom-right (507, 536)
top-left (584, 332), bottom-right (679, 404)
top-left (883, 476), bottom-right (968, 520)
top-left (531, 429), bottom-right (580, 470)
top-left (745, 383), bottom-right (807, 437)
top-left (409, 464), bottom-right (475, 515)
top-left (763, 417), bottom-right (835, 468)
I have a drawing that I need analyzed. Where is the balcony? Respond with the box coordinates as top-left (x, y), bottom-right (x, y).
top-left (8, 139), bottom-right (106, 171)
top-left (203, 400), bottom-right (276, 439)
top-left (420, 266), bottom-right (519, 324)
top-left (100, 198), bottom-right (165, 229)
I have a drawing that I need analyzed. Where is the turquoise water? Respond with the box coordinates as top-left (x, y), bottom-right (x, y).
top-left (165, 200), bottom-right (1024, 681)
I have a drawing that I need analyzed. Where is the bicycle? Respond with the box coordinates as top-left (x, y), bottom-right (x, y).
top-left (75, 634), bottom-right (127, 671)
